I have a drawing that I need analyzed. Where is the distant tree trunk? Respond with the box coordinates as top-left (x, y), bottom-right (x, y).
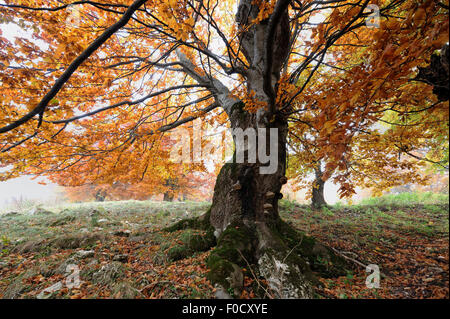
top-left (312, 165), bottom-right (327, 209)
top-left (95, 189), bottom-right (106, 202)
top-left (163, 177), bottom-right (177, 202)
top-left (163, 192), bottom-right (174, 202)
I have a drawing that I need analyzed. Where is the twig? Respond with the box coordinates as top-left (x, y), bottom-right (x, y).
top-left (237, 249), bottom-right (274, 299)
top-left (330, 247), bottom-right (389, 279)
top-left (282, 234), bottom-right (303, 264)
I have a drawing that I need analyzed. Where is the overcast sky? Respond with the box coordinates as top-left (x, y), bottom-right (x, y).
top-left (0, 177), bottom-right (60, 207)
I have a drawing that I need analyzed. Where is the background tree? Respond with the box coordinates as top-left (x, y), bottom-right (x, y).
top-left (286, 112), bottom-right (444, 206)
top-left (0, 0), bottom-right (448, 297)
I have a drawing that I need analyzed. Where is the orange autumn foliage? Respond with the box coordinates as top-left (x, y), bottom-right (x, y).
top-left (0, 0), bottom-right (447, 199)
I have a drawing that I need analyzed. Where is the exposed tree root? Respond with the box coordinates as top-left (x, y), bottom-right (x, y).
top-left (163, 209), bottom-right (216, 261)
top-left (164, 208), bottom-right (351, 299)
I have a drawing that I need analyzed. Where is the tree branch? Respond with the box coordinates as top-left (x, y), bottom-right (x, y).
top-left (0, 0), bottom-right (148, 134)
top-left (263, 0), bottom-right (292, 113)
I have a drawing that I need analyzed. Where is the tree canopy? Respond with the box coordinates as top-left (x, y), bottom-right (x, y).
top-left (0, 0), bottom-right (447, 198)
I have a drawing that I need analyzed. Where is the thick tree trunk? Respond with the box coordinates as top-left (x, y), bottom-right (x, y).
top-left (202, 0), bottom-right (348, 298)
top-left (312, 166), bottom-right (327, 209)
top-left (209, 103), bottom-right (288, 236)
top-left (206, 103), bottom-right (321, 298)
top-left (204, 0), bottom-right (317, 298)
top-left (206, 126), bottom-right (349, 298)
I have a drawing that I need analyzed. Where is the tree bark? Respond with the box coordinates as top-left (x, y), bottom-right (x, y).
top-left (204, 0), bottom-right (315, 299)
top-left (312, 165), bottom-right (327, 209)
top-left (209, 103), bottom-right (288, 236)
top-left (163, 192), bottom-right (174, 202)
top-left (415, 44), bottom-right (449, 101)
top-left (206, 103), bottom-right (330, 298)
top-left (163, 178), bottom-right (177, 202)
top-left (203, 0), bottom-right (347, 298)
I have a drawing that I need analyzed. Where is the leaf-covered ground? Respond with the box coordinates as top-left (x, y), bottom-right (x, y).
top-left (278, 201), bottom-right (449, 299)
top-left (0, 200), bottom-right (448, 299)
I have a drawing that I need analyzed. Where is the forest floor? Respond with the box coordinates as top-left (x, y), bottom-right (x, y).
top-left (0, 199), bottom-right (448, 299)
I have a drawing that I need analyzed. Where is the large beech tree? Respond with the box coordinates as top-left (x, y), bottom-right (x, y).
top-left (0, 0), bottom-right (448, 298)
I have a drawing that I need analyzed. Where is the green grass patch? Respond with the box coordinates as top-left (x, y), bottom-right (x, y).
top-left (359, 192), bottom-right (448, 206)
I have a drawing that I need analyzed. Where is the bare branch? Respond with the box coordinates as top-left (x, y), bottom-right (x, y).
top-left (263, 0), bottom-right (292, 113)
top-left (176, 50), bottom-right (239, 114)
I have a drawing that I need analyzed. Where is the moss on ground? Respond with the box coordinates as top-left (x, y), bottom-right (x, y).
top-left (164, 204), bottom-right (350, 295)
top-left (205, 220), bottom-right (256, 296)
top-left (269, 218), bottom-right (348, 278)
top-left (1, 198), bottom-right (447, 299)
top-left (164, 209), bottom-right (216, 261)
top-left (167, 229), bottom-right (216, 261)
top-left (164, 208), bottom-right (211, 232)
top-left (51, 233), bottom-right (104, 250)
